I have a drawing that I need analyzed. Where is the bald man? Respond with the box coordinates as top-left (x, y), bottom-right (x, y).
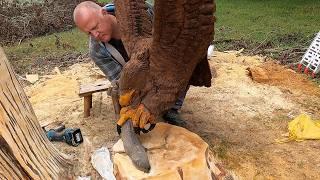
top-left (73, 1), bottom-right (187, 127)
top-left (74, 2), bottom-right (130, 80)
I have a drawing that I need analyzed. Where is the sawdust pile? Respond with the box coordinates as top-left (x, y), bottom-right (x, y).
top-left (24, 51), bottom-right (320, 179)
top-left (248, 61), bottom-right (320, 97)
top-left (204, 51), bottom-right (295, 118)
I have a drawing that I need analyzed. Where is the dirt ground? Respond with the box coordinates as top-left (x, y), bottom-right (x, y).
top-left (24, 51), bottom-right (320, 179)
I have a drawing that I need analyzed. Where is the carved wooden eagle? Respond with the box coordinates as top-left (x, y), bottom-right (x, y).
top-left (115, 0), bottom-right (215, 129)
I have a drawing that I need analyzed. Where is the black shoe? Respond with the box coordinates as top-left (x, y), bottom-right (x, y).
top-left (163, 109), bottom-right (187, 127)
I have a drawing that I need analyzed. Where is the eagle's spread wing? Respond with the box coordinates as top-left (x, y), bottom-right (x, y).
top-left (142, 0), bottom-right (215, 114)
top-left (151, 0), bottom-right (215, 63)
top-left (115, 0), bottom-right (215, 117)
top-left (114, 0), bottom-right (153, 57)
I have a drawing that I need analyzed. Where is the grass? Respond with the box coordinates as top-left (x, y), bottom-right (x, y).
top-left (4, 28), bottom-right (88, 60)
top-left (3, 28), bottom-right (89, 74)
top-left (215, 0), bottom-right (320, 51)
top-left (3, 0), bottom-right (320, 74)
top-left (97, 0), bottom-right (112, 4)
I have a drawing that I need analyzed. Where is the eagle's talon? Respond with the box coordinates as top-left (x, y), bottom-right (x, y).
top-left (119, 90), bottom-right (135, 107)
top-left (117, 104), bottom-right (155, 130)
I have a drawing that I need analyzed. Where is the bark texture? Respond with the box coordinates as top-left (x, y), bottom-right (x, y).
top-left (0, 48), bottom-right (71, 179)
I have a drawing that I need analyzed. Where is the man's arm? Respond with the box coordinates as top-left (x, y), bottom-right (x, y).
top-left (88, 2), bottom-right (154, 82)
top-left (89, 37), bottom-right (123, 82)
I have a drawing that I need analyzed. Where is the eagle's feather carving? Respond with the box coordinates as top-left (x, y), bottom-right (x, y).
top-left (115, 0), bottom-right (215, 127)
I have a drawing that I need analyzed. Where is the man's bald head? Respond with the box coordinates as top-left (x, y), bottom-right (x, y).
top-left (73, 1), bottom-right (117, 42)
top-left (73, 1), bottom-right (101, 27)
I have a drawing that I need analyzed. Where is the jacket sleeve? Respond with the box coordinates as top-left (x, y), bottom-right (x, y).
top-left (89, 37), bottom-right (123, 82)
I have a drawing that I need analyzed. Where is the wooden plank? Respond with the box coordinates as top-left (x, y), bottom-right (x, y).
top-left (79, 80), bottom-right (111, 97)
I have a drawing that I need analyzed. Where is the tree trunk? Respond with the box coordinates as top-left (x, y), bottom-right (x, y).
top-left (0, 48), bottom-right (71, 179)
top-left (0, 139), bottom-right (30, 179)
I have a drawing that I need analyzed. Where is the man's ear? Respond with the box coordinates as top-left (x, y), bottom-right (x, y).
top-left (101, 8), bottom-right (108, 16)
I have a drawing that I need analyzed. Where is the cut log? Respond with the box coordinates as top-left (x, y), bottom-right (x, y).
top-left (0, 48), bottom-right (71, 179)
top-left (113, 123), bottom-right (233, 180)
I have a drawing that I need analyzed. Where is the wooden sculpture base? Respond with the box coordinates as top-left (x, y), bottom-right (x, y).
top-left (112, 123), bottom-right (232, 180)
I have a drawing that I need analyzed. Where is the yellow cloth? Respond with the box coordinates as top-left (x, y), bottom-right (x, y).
top-left (288, 114), bottom-right (320, 141)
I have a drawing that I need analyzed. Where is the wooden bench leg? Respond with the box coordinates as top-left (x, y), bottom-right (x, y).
top-left (89, 95), bottom-right (92, 108)
top-left (84, 94), bottom-right (92, 118)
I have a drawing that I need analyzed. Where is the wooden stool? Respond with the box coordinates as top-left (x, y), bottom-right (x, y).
top-left (79, 80), bottom-right (111, 117)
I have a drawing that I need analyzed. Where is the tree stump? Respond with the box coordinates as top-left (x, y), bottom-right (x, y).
top-left (112, 123), bottom-right (233, 180)
top-left (0, 48), bottom-right (71, 179)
